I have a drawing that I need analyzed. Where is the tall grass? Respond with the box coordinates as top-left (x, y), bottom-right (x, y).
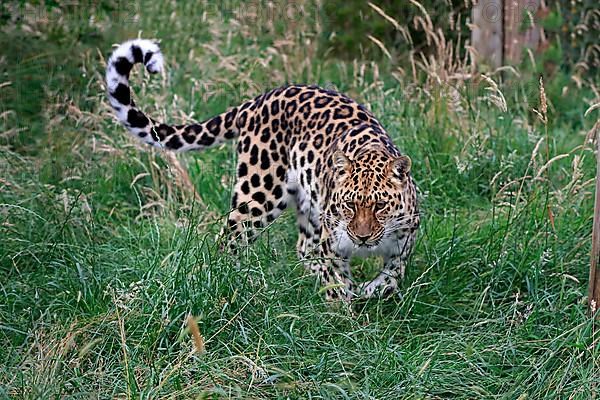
top-left (1, 0), bottom-right (599, 398)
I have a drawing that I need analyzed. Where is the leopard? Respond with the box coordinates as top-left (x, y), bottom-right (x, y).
top-left (105, 39), bottom-right (420, 301)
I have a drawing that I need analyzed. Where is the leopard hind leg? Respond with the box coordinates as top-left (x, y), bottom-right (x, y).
top-left (287, 169), bottom-right (322, 262)
top-left (224, 150), bottom-right (290, 250)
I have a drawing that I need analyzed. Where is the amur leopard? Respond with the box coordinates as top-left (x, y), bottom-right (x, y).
top-left (106, 39), bottom-right (420, 301)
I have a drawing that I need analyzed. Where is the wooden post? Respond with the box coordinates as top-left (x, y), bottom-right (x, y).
top-left (472, 0), bottom-right (503, 68)
top-left (590, 124), bottom-right (600, 318)
top-left (504, 0), bottom-right (541, 64)
top-left (591, 121), bottom-right (600, 400)
top-left (471, 0), bottom-right (542, 67)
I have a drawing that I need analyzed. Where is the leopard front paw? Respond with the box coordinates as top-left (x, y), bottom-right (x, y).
top-left (358, 276), bottom-right (400, 300)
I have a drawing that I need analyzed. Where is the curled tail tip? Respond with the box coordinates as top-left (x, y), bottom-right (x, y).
top-left (107, 39), bottom-right (164, 79)
top-left (106, 39), bottom-right (165, 143)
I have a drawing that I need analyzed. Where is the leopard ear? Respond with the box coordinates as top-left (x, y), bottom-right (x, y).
top-left (391, 155), bottom-right (411, 176)
top-left (332, 150), bottom-right (351, 171)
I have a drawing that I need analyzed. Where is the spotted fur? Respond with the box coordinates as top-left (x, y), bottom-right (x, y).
top-left (106, 39), bottom-right (420, 301)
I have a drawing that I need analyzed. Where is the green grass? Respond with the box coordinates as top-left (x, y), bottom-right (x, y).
top-left (1, 1), bottom-right (599, 398)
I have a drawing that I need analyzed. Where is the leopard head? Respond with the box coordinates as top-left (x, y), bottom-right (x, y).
top-left (326, 148), bottom-right (418, 250)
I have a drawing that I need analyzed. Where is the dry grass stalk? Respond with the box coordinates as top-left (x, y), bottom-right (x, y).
top-left (155, 293), bottom-right (259, 393)
top-left (367, 2), bottom-right (413, 45)
top-left (384, 0), bottom-right (476, 120)
top-left (367, 35), bottom-right (392, 60)
top-left (481, 74), bottom-right (507, 112)
top-left (533, 76), bottom-right (548, 125)
top-left (187, 315), bottom-right (205, 354)
top-left (163, 152), bottom-right (204, 206)
top-left (114, 300), bottom-right (133, 399)
top-left (533, 154), bottom-right (570, 181)
top-left (585, 102), bottom-right (600, 117)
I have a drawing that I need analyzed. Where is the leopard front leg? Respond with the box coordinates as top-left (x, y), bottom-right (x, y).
top-left (360, 232), bottom-right (416, 299)
top-left (296, 209), bottom-right (321, 261)
top-left (359, 256), bottom-right (404, 299)
top-left (306, 236), bottom-right (356, 302)
top-left (223, 142), bottom-right (290, 252)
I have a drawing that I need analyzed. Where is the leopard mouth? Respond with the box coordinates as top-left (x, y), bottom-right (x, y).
top-left (360, 239), bottom-right (382, 248)
top-left (358, 243), bottom-right (376, 249)
top-left (348, 234), bottom-right (382, 248)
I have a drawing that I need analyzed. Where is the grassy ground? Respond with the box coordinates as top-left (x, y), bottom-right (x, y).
top-left (1, 1), bottom-right (599, 398)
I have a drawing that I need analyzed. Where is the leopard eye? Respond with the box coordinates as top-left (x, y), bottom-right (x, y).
top-left (374, 201), bottom-right (386, 211)
top-left (346, 201), bottom-right (356, 211)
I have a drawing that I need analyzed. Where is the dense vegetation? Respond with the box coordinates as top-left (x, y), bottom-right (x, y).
top-left (1, 1), bottom-right (598, 398)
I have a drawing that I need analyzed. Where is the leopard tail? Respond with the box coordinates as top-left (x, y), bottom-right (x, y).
top-left (106, 39), bottom-right (241, 152)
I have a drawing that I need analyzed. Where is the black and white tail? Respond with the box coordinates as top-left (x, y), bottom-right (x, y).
top-left (106, 39), bottom-right (241, 152)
